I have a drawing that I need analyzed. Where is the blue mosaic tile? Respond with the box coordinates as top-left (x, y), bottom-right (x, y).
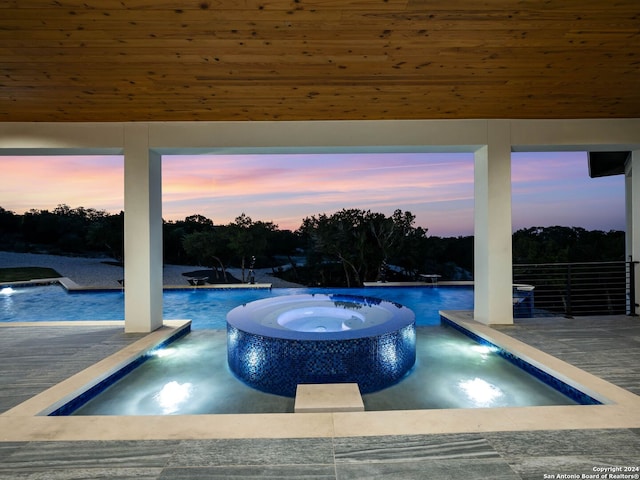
top-left (440, 316), bottom-right (601, 405)
top-left (226, 294), bottom-right (417, 397)
top-left (227, 323), bottom-right (416, 397)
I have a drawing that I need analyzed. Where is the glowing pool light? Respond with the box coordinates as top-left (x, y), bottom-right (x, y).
top-left (471, 345), bottom-right (498, 355)
top-left (458, 377), bottom-right (504, 407)
top-left (151, 348), bottom-right (175, 358)
top-left (226, 294), bottom-right (416, 396)
top-left (154, 381), bottom-right (193, 414)
top-left (0, 287), bottom-right (14, 296)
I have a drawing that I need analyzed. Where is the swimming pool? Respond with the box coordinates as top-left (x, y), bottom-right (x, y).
top-left (67, 325), bottom-right (587, 415)
top-left (4, 283), bottom-right (602, 415)
top-left (0, 285), bottom-right (474, 328)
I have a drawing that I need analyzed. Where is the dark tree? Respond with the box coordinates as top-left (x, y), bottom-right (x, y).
top-left (512, 226), bottom-right (624, 263)
top-left (86, 211), bottom-right (124, 261)
top-left (181, 229), bottom-right (229, 281)
top-left (299, 208), bottom-right (423, 286)
top-left (227, 213), bottom-right (277, 282)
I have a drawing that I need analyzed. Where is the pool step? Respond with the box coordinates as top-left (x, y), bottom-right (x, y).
top-left (294, 383), bottom-right (365, 413)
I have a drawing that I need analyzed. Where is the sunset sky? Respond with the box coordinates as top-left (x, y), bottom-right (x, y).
top-left (0, 151), bottom-right (624, 237)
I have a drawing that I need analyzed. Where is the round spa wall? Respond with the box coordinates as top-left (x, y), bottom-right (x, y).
top-left (226, 294), bottom-right (416, 397)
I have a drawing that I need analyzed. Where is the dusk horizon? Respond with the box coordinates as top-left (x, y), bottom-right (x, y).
top-left (1, 151), bottom-right (625, 237)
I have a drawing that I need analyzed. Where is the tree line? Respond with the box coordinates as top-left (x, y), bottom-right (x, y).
top-left (0, 205), bottom-right (625, 287)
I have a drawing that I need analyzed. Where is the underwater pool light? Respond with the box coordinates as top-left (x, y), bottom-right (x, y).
top-left (458, 377), bottom-right (504, 407)
top-left (471, 345), bottom-right (499, 355)
top-left (154, 381), bottom-right (193, 414)
top-left (151, 348), bottom-right (175, 358)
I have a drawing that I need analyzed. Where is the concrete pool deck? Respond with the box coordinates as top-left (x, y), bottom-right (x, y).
top-left (0, 315), bottom-right (638, 477)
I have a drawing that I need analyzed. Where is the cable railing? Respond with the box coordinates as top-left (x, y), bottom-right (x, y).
top-left (512, 260), bottom-right (637, 318)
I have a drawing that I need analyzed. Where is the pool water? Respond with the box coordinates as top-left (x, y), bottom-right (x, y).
top-left (70, 326), bottom-right (579, 415)
top-left (4, 283), bottom-right (590, 415)
top-left (0, 285), bottom-right (474, 328)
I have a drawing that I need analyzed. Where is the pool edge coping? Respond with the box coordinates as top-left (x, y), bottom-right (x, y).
top-left (0, 314), bottom-right (638, 441)
top-left (0, 277), bottom-right (274, 291)
top-left (438, 310), bottom-right (635, 407)
top-left (1, 320), bottom-right (192, 418)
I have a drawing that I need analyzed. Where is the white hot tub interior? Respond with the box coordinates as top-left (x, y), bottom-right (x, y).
top-left (276, 307), bottom-right (366, 332)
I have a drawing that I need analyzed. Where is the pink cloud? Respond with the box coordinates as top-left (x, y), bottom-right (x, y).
top-left (0, 156), bottom-right (123, 213)
top-left (0, 151), bottom-right (623, 237)
top-left (161, 153), bottom-right (476, 233)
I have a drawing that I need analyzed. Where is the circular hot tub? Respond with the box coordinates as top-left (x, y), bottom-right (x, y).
top-left (226, 294), bottom-right (416, 397)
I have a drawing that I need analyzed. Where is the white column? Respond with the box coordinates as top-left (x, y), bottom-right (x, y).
top-left (123, 123), bottom-right (163, 332)
top-left (626, 150), bottom-right (640, 315)
top-left (474, 120), bottom-right (514, 325)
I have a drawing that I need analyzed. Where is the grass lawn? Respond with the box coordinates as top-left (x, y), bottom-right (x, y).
top-left (0, 267), bottom-right (61, 283)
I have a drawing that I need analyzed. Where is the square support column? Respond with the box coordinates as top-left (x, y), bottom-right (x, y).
top-left (123, 124), bottom-right (163, 333)
top-left (625, 150), bottom-right (640, 315)
top-left (474, 120), bottom-right (514, 325)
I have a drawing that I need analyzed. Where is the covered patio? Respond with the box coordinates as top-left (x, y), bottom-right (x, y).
top-left (1, 1), bottom-right (639, 477)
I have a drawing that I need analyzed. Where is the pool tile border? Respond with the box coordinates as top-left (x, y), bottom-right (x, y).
top-left (1, 320), bottom-right (192, 417)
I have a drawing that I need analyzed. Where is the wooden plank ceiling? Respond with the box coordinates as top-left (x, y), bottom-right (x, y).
top-left (1, 0), bottom-right (639, 122)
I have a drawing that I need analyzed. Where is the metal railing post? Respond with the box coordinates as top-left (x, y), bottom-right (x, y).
top-left (629, 256), bottom-right (638, 316)
top-left (565, 263), bottom-right (573, 318)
